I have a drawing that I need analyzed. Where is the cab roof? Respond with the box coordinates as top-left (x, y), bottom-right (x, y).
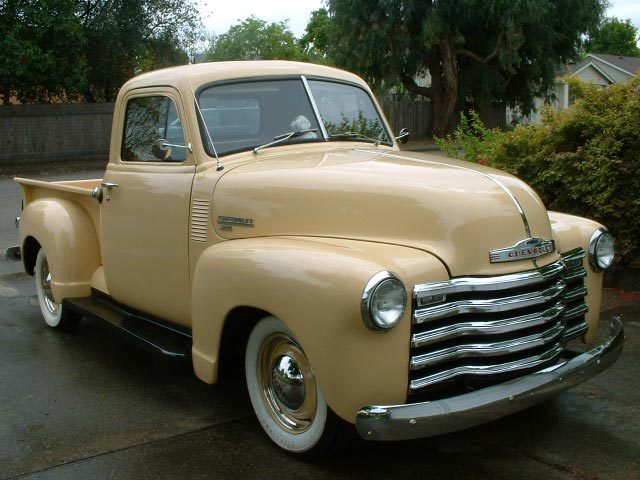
top-left (121, 61), bottom-right (366, 93)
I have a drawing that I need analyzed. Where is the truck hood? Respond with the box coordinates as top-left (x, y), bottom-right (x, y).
top-left (211, 148), bottom-right (557, 276)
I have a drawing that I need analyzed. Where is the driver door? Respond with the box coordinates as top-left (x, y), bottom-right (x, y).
top-left (100, 88), bottom-right (195, 327)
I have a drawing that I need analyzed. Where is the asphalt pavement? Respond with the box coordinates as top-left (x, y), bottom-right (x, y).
top-left (0, 167), bottom-right (638, 480)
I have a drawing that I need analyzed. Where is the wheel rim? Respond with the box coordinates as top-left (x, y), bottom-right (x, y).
top-left (39, 256), bottom-right (59, 316)
top-left (258, 332), bottom-right (318, 434)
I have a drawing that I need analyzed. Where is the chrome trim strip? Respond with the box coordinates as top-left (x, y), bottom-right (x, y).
top-left (357, 317), bottom-right (623, 441)
top-left (411, 301), bottom-right (565, 348)
top-left (301, 75), bottom-right (329, 140)
top-left (414, 260), bottom-right (563, 301)
top-left (410, 321), bottom-right (564, 370)
top-left (357, 150), bottom-right (532, 238)
top-left (409, 342), bottom-right (563, 391)
top-left (413, 280), bottom-right (566, 324)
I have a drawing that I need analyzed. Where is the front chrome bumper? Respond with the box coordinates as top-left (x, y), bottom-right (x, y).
top-left (356, 317), bottom-right (624, 441)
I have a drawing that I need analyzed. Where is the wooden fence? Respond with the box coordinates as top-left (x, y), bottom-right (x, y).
top-left (0, 98), bottom-right (506, 164)
top-left (0, 103), bottom-right (115, 163)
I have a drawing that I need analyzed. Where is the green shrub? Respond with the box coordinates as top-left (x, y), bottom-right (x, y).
top-left (438, 76), bottom-right (640, 268)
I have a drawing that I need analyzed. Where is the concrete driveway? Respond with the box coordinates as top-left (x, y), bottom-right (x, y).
top-left (1, 170), bottom-right (638, 479)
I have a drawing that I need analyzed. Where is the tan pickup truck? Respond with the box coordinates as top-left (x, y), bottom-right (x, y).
top-left (7, 61), bottom-right (623, 457)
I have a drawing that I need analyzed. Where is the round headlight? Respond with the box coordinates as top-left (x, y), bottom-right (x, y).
top-left (589, 228), bottom-right (615, 272)
top-left (362, 272), bottom-right (407, 331)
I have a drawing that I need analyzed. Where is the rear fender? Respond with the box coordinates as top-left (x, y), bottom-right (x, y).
top-left (20, 199), bottom-right (100, 302)
top-left (190, 237), bottom-right (448, 422)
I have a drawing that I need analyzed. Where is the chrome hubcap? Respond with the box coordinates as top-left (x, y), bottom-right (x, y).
top-left (40, 257), bottom-right (58, 315)
top-left (258, 333), bottom-right (317, 433)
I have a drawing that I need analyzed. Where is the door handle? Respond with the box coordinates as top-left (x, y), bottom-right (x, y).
top-left (91, 182), bottom-right (120, 204)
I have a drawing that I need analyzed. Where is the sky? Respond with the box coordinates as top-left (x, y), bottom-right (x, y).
top-left (201, 0), bottom-right (640, 39)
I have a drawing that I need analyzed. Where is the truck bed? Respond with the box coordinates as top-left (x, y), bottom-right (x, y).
top-left (15, 177), bottom-right (103, 239)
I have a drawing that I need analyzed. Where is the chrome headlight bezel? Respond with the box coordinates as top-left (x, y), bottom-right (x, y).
top-left (588, 228), bottom-right (615, 272)
top-left (361, 271), bottom-right (407, 331)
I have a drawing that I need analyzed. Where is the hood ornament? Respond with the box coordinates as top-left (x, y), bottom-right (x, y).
top-left (490, 238), bottom-right (555, 263)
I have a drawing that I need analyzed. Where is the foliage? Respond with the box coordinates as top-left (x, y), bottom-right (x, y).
top-left (324, 112), bottom-right (387, 141)
top-left (435, 111), bottom-right (497, 165)
top-left (78, 0), bottom-right (204, 102)
top-left (585, 17), bottom-right (640, 57)
top-left (299, 8), bottom-right (336, 65)
top-left (438, 77), bottom-right (640, 267)
top-left (328, 0), bottom-right (606, 136)
top-left (207, 16), bottom-right (305, 61)
top-left (0, 0), bottom-right (203, 104)
top-left (0, 0), bottom-right (86, 104)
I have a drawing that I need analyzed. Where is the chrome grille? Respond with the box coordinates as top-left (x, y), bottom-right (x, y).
top-left (410, 250), bottom-right (589, 399)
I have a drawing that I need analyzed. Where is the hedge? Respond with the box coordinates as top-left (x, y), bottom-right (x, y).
top-left (438, 75), bottom-right (640, 268)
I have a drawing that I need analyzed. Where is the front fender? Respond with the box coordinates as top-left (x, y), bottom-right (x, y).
top-left (20, 199), bottom-right (100, 302)
top-left (190, 236), bottom-right (448, 423)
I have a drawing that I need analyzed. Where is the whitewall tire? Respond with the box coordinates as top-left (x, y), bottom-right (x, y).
top-left (245, 315), bottom-right (338, 457)
top-left (35, 249), bottom-right (80, 331)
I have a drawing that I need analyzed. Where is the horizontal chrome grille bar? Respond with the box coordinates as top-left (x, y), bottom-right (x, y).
top-left (414, 280), bottom-right (566, 324)
top-left (410, 321), bottom-right (564, 370)
top-left (410, 343), bottom-right (563, 391)
top-left (564, 303), bottom-right (589, 321)
top-left (414, 260), bottom-right (563, 303)
top-left (564, 321), bottom-right (589, 340)
top-left (411, 301), bottom-right (565, 348)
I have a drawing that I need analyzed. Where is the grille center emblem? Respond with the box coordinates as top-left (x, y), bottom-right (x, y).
top-left (490, 238), bottom-right (555, 263)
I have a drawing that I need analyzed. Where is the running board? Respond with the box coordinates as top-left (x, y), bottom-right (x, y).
top-left (63, 292), bottom-right (192, 360)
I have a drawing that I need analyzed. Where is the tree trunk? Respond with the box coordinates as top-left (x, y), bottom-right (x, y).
top-left (2, 90), bottom-right (11, 105)
top-left (429, 36), bottom-right (459, 137)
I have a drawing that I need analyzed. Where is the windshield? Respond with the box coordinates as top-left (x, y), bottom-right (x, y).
top-left (307, 80), bottom-right (391, 145)
top-left (197, 77), bottom-right (391, 157)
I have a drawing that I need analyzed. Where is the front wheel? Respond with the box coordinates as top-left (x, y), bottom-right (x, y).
top-left (245, 316), bottom-right (339, 457)
top-left (35, 249), bottom-right (81, 331)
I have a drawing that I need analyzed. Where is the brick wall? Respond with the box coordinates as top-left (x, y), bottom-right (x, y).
top-left (0, 103), bottom-right (114, 163)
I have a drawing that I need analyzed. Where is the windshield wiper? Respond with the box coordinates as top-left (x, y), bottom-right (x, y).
top-left (328, 131), bottom-right (381, 146)
top-left (253, 129), bottom-right (318, 154)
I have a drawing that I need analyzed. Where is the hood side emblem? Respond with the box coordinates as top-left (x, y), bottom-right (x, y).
top-left (490, 238), bottom-right (555, 263)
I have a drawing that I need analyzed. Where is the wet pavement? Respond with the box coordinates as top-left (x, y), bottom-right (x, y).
top-left (1, 170), bottom-right (639, 480)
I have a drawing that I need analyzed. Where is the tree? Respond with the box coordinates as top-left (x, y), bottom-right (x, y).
top-left (207, 16), bottom-right (305, 61)
top-left (0, 0), bottom-right (86, 105)
top-left (299, 8), bottom-right (336, 64)
top-left (329, 0), bottom-right (606, 136)
top-left (585, 17), bottom-right (640, 57)
top-left (78, 0), bottom-right (204, 102)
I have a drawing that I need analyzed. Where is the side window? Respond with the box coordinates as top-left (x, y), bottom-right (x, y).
top-left (121, 96), bottom-right (187, 163)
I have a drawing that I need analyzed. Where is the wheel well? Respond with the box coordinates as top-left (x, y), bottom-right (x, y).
top-left (217, 306), bottom-right (270, 382)
top-left (22, 236), bottom-right (41, 276)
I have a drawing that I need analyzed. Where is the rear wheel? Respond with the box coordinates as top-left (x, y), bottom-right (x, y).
top-left (245, 316), bottom-right (339, 457)
top-left (35, 249), bottom-right (81, 331)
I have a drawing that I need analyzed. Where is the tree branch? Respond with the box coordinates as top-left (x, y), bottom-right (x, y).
top-left (399, 72), bottom-right (432, 99)
top-left (456, 31), bottom-right (503, 63)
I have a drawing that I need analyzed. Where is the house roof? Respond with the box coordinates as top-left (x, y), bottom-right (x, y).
top-left (559, 53), bottom-right (640, 83)
top-left (588, 53), bottom-right (640, 76)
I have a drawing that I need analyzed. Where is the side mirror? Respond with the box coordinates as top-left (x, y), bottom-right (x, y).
top-left (394, 128), bottom-right (410, 144)
top-left (152, 139), bottom-right (173, 161)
